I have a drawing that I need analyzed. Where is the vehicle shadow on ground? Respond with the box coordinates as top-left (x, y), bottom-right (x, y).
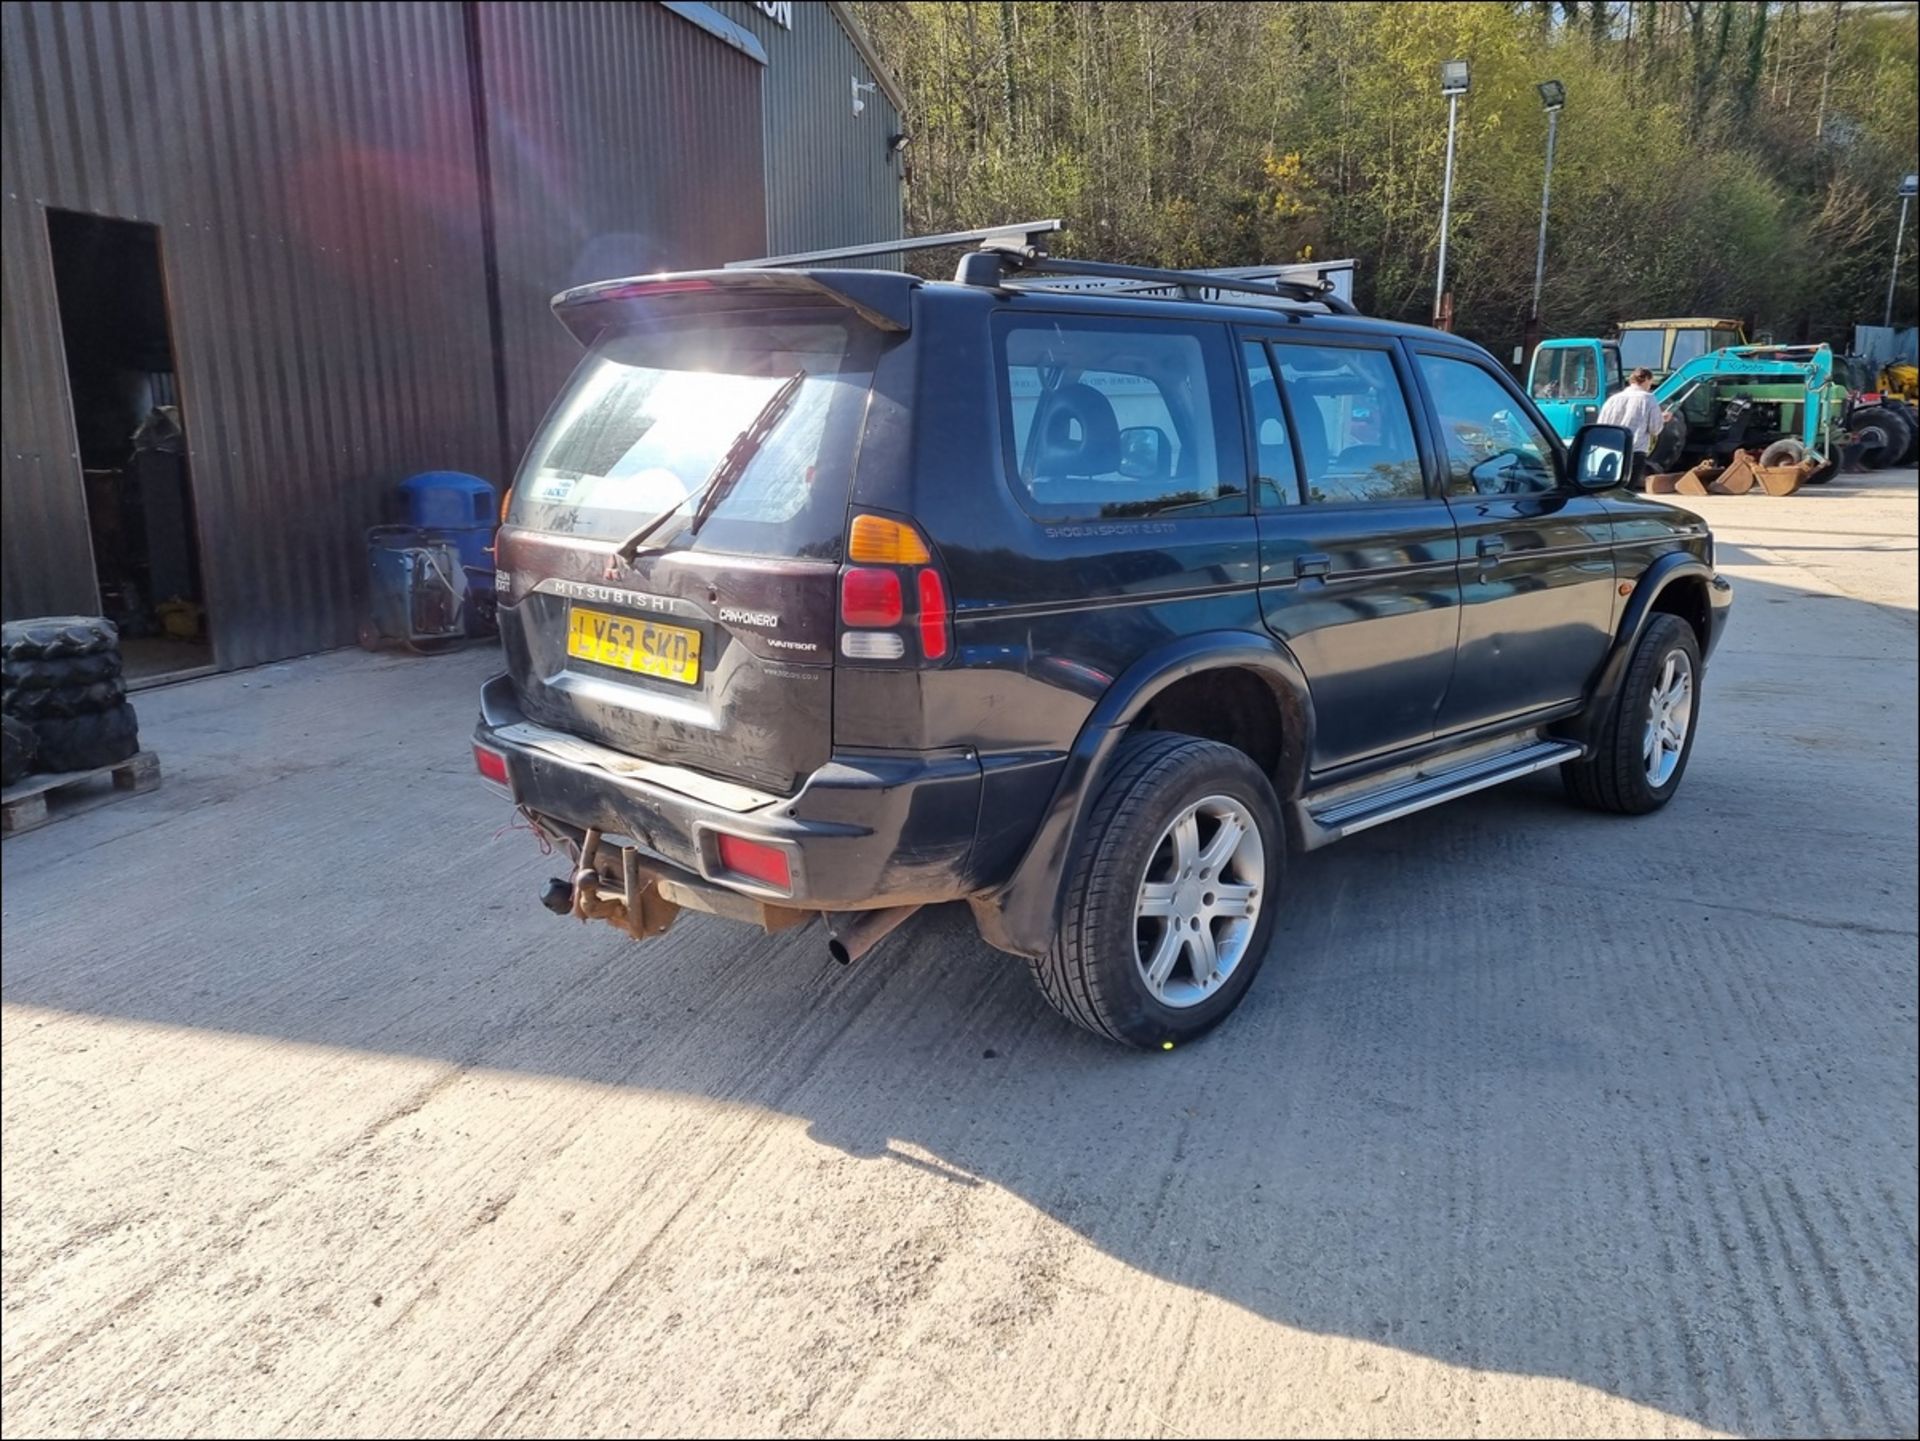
top-left (2, 569), bottom-right (1915, 1438)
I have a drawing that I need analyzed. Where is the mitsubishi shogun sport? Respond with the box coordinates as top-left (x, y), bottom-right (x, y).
top-left (474, 223), bottom-right (1732, 1048)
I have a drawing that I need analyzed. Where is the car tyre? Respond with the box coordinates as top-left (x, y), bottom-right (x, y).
top-left (1, 616), bottom-right (119, 662)
top-left (1030, 732), bottom-right (1285, 1048)
top-left (1, 714), bottom-right (35, 786)
top-left (1758, 438), bottom-right (1806, 469)
top-left (3, 676), bottom-right (128, 720)
top-left (1563, 614), bottom-right (1702, 816)
top-left (1, 651), bottom-right (123, 692)
top-left (32, 702), bottom-right (140, 773)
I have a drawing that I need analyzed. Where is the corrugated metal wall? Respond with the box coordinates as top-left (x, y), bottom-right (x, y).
top-left (713, 1), bottom-right (905, 260)
top-left (1, 0), bottom-right (903, 670)
top-left (479, 1), bottom-right (768, 460)
top-left (0, 2), bottom-right (498, 668)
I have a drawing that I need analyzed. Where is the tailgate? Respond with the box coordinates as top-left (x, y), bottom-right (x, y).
top-left (497, 534), bottom-right (836, 796)
top-left (499, 307), bottom-right (885, 795)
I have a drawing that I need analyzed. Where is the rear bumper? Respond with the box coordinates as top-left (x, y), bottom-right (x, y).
top-left (475, 674), bottom-right (985, 909)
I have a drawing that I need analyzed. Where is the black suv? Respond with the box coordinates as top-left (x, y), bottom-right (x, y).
top-left (474, 226), bottom-right (1732, 1048)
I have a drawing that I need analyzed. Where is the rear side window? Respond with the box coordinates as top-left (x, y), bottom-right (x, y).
top-left (1270, 343), bottom-right (1426, 503)
top-left (510, 314), bottom-right (876, 559)
top-left (1603, 345), bottom-right (1624, 394)
top-left (996, 317), bottom-right (1247, 519)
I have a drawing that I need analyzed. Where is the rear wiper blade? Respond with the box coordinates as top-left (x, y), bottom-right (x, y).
top-left (688, 367), bottom-right (808, 538)
top-left (613, 368), bottom-right (808, 561)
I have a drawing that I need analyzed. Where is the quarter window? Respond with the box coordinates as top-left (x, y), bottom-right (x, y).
top-left (998, 320), bottom-right (1245, 519)
top-left (1269, 343), bottom-right (1426, 503)
top-left (1417, 353), bottom-right (1559, 497)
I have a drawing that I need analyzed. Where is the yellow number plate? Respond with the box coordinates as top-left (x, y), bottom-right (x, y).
top-left (566, 606), bottom-right (701, 685)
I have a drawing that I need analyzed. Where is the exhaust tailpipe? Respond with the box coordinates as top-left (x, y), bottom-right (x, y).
top-left (824, 905), bottom-right (921, 965)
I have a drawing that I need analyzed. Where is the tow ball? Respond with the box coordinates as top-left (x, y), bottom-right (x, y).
top-left (550, 827), bottom-right (682, 939)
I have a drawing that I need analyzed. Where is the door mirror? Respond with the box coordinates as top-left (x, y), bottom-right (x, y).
top-left (1569, 423), bottom-right (1634, 491)
top-left (1118, 425), bottom-right (1173, 481)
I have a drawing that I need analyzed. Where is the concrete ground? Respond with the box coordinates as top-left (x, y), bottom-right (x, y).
top-left (3, 469), bottom-right (1915, 1440)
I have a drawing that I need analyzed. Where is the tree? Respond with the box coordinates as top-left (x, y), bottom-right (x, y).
top-left (852, 0), bottom-right (1920, 347)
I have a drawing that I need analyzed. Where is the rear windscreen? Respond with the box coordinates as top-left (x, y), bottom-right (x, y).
top-left (510, 313), bottom-right (876, 559)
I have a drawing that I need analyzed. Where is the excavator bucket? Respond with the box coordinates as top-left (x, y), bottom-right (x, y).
top-left (1710, 450), bottom-right (1759, 495)
top-left (1755, 460), bottom-right (1814, 496)
top-left (1674, 460), bottom-right (1722, 496)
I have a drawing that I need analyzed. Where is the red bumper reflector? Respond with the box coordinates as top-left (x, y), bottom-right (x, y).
top-left (473, 743), bottom-right (510, 789)
top-left (917, 569), bottom-right (950, 660)
top-left (717, 833), bottom-right (792, 891)
top-left (840, 567), bottom-right (903, 626)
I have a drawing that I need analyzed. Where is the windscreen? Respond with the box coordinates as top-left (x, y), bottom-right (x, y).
top-left (1668, 329), bottom-right (1709, 367)
top-left (1618, 331), bottom-right (1664, 373)
top-left (510, 314), bottom-right (874, 559)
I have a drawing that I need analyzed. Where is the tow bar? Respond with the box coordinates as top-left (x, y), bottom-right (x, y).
top-left (539, 824), bottom-right (814, 943)
top-left (566, 828), bottom-right (682, 940)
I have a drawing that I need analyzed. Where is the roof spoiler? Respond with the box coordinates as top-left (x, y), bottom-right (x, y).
top-left (550, 268), bottom-right (916, 345)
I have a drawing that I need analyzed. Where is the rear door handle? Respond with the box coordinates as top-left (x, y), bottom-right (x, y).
top-left (1477, 537), bottom-right (1507, 562)
top-left (1294, 552), bottom-right (1332, 579)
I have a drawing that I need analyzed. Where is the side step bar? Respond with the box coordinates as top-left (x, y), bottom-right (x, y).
top-left (1307, 739), bottom-right (1583, 841)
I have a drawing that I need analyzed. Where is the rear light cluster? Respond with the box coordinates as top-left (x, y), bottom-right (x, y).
top-left (838, 514), bottom-right (950, 665)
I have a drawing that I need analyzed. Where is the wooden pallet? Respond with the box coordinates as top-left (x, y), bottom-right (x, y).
top-left (1, 750), bottom-right (161, 836)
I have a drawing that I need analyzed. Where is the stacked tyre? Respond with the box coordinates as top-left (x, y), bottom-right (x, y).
top-left (1, 617), bottom-right (140, 785)
top-left (1852, 404), bottom-right (1918, 470)
top-left (1892, 400), bottom-right (1920, 466)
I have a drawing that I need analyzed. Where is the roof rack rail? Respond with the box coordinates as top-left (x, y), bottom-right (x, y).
top-left (727, 219), bottom-right (1063, 270)
top-left (983, 253), bottom-right (1359, 317)
top-left (727, 218), bottom-right (1359, 317)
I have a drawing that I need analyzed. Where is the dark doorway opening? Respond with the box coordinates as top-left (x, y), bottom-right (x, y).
top-left (46, 209), bottom-right (212, 680)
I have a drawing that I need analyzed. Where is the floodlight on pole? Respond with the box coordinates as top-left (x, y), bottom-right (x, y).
top-left (1434, 60), bottom-right (1470, 329)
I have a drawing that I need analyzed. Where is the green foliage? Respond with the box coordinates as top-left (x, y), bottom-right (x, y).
top-left (852, 1), bottom-right (1920, 350)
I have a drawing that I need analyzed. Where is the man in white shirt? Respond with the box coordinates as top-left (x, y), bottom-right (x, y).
top-left (1598, 367), bottom-right (1669, 488)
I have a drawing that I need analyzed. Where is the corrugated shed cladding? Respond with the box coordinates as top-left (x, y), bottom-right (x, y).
top-left (0, 1), bottom-right (497, 668)
top-left (2, 1), bottom-right (907, 671)
top-left (711, 1), bottom-right (905, 260)
top-left (480, 1), bottom-right (768, 461)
